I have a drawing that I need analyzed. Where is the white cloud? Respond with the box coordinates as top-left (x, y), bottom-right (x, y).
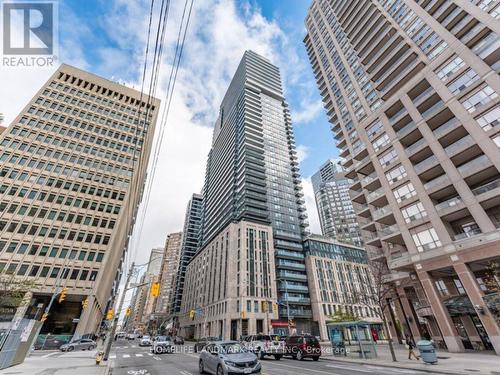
top-left (0, 0), bottom-right (323, 269)
top-left (292, 99), bottom-right (323, 124)
top-left (301, 177), bottom-right (321, 235)
top-left (296, 144), bottom-right (309, 164)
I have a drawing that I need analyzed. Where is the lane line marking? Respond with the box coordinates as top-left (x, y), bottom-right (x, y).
top-left (123, 354), bottom-right (130, 358)
top-left (153, 356), bottom-right (161, 361)
top-left (263, 361), bottom-right (342, 375)
top-left (109, 355), bottom-right (116, 359)
top-left (326, 364), bottom-right (371, 372)
top-left (135, 353), bottom-right (143, 357)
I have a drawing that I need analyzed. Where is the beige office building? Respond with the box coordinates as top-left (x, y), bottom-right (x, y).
top-left (179, 221), bottom-right (279, 340)
top-left (156, 232), bottom-right (183, 315)
top-left (305, 0), bottom-right (500, 354)
top-left (0, 64), bottom-right (159, 336)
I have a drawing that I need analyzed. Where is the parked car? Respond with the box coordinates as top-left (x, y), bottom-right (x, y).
top-left (126, 333), bottom-right (135, 340)
top-left (199, 341), bottom-right (261, 375)
top-left (60, 339), bottom-right (96, 352)
top-left (195, 337), bottom-right (219, 353)
top-left (243, 334), bottom-right (283, 360)
top-left (284, 334), bottom-right (321, 361)
top-left (151, 336), bottom-right (175, 354)
top-left (174, 336), bottom-right (185, 345)
top-left (139, 335), bottom-right (152, 346)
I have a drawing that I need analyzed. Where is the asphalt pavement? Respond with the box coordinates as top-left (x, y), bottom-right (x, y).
top-left (108, 339), bottom-right (443, 375)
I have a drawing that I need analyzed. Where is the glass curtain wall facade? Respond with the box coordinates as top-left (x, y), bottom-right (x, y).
top-left (172, 193), bottom-right (203, 315)
top-left (304, 0), bottom-right (500, 354)
top-left (199, 51), bottom-right (312, 331)
top-left (312, 159), bottom-right (363, 246)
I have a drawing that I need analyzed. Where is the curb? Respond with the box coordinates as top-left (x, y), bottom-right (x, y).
top-left (321, 356), bottom-right (491, 375)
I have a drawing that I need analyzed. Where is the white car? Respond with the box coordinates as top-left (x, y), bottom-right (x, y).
top-left (243, 335), bottom-right (283, 360)
top-left (126, 333), bottom-right (135, 340)
top-left (139, 335), bottom-right (152, 346)
top-left (151, 335), bottom-right (175, 354)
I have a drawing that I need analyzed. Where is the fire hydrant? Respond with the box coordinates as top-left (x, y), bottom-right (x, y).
top-left (96, 351), bottom-right (104, 365)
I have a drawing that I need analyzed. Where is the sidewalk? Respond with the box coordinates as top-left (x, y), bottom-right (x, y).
top-left (1, 350), bottom-right (110, 375)
top-left (320, 342), bottom-right (499, 375)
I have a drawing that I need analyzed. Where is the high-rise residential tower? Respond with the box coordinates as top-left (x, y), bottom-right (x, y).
top-left (157, 232), bottom-right (182, 315)
top-left (312, 159), bottom-right (363, 246)
top-left (172, 193), bottom-right (203, 315)
top-left (180, 51), bottom-right (312, 339)
top-left (305, 0), bottom-right (500, 354)
top-left (0, 64), bottom-right (159, 336)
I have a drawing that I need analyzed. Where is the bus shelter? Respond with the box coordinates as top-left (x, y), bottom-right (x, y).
top-left (327, 320), bottom-right (378, 359)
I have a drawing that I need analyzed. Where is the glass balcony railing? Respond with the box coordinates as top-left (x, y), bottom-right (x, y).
top-left (472, 179), bottom-right (500, 196)
top-left (361, 173), bottom-right (378, 186)
top-left (435, 196), bottom-right (462, 211)
top-left (396, 121), bottom-right (416, 137)
top-left (423, 174), bottom-right (448, 191)
top-left (367, 187), bottom-right (384, 201)
top-left (454, 228), bottom-right (482, 241)
top-left (373, 206), bottom-right (392, 219)
top-left (279, 284), bottom-right (309, 292)
top-left (278, 271), bottom-right (307, 280)
top-left (414, 155), bottom-right (438, 174)
top-left (405, 137), bottom-right (426, 156)
top-left (379, 224), bottom-right (399, 236)
top-left (277, 260), bottom-right (306, 270)
top-left (276, 250), bottom-right (305, 259)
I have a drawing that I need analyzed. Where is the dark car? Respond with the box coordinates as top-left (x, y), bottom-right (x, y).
top-left (194, 336), bottom-right (218, 353)
top-left (174, 336), bottom-right (184, 345)
top-left (285, 334), bottom-right (321, 361)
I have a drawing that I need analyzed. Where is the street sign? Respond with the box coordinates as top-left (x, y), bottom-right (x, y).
top-left (72, 318), bottom-right (80, 323)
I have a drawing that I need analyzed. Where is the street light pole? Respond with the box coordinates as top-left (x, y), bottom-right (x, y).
top-left (103, 262), bottom-right (134, 360)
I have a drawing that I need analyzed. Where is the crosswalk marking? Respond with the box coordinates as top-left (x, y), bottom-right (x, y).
top-left (123, 354), bottom-right (130, 358)
top-left (136, 354), bottom-right (143, 357)
top-left (180, 371), bottom-right (192, 375)
top-left (109, 355), bottom-right (116, 359)
top-left (153, 356), bottom-right (161, 361)
top-left (147, 353), bottom-right (153, 356)
top-left (326, 364), bottom-right (371, 373)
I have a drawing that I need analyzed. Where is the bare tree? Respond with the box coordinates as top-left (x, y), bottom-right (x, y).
top-left (349, 259), bottom-right (409, 362)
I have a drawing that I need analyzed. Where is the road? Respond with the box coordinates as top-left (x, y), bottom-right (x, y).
top-left (106, 339), bottom-right (441, 375)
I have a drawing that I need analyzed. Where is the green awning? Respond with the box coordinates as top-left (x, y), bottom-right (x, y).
top-left (444, 295), bottom-right (475, 315)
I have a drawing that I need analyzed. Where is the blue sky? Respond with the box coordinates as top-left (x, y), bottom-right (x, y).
top-left (1, 0), bottom-right (336, 270)
top-left (56, 0), bottom-right (337, 177)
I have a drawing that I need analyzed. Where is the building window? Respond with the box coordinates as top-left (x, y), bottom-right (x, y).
top-left (378, 148), bottom-right (398, 167)
top-left (411, 226), bottom-right (441, 252)
top-left (447, 69), bottom-right (479, 96)
top-left (365, 120), bottom-right (383, 140)
top-left (401, 201), bottom-right (427, 223)
top-left (436, 56), bottom-right (465, 81)
top-left (476, 106), bottom-right (499, 131)
top-left (393, 182), bottom-right (417, 203)
top-left (461, 86), bottom-right (498, 113)
top-left (435, 280), bottom-right (449, 296)
top-left (454, 279), bottom-right (466, 295)
top-left (372, 133), bottom-right (390, 152)
top-left (385, 165), bottom-right (407, 185)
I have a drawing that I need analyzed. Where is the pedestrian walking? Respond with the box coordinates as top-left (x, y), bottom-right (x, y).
top-left (406, 335), bottom-right (419, 360)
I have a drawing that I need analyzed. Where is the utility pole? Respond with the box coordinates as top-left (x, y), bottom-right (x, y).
top-left (103, 262), bottom-right (135, 360)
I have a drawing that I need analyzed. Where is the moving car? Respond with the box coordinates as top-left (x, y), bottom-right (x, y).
top-left (59, 338), bottom-right (96, 352)
top-left (195, 337), bottom-right (219, 353)
top-left (199, 341), bottom-right (261, 375)
top-left (139, 335), bottom-right (152, 346)
top-left (243, 335), bottom-right (284, 360)
top-left (174, 336), bottom-right (185, 345)
top-left (151, 335), bottom-right (175, 354)
top-left (284, 334), bottom-right (321, 361)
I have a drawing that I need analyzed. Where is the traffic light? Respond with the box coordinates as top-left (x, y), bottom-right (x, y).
top-left (81, 298), bottom-right (89, 309)
top-left (125, 307), bottom-right (131, 316)
top-left (40, 312), bottom-right (48, 322)
top-left (58, 287), bottom-right (68, 303)
top-left (106, 309), bottom-right (114, 320)
top-left (150, 282), bottom-right (160, 297)
top-left (241, 311), bottom-right (247, 319)
top-left (189, 310), bottom-right (195, 320)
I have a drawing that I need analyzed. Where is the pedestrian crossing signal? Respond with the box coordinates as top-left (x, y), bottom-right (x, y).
top-left (81, 298), bottom-right (89, 309)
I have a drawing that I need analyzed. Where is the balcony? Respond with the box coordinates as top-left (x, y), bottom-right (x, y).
top-left (454, 228), bottom-right (482, 241)
top-left (367, 187), bottom-right (385, 202)
top-left (276, 250), bottom-right (305, 260)
top-left (472, 179), bottom-right (500, 196)
top-left (379, 224), bottom-right (400, 237)
top-left (457, 154), bottom-right (492, 178)
top-left (421, 100), bottom-right (445, 119)
top-left (412, 86), bottom-right (435, 107)
top-left (414, 155), bottom-right (439, 175)
top-left (424, 174), bottom-right (450, 193)
top-left (373, 206), bottom-right (393, 221)
top-left (277, 260), bottom-right (306, 271)
top-left (444, 135), bottom-right (474, 157)
top-left (432, 117), bottom-right (460, 138)
top-left (388, 107), bottom-right (408, 125)
top-left (405, 137), bottom-right (427, 157)
top-left (279, 284), bottom-right (309, 292)
top-left (396, 120), bottom-right (417, 138)
top-left (281, 295), bottom-right (311, 304)
top-left (435, 196), bottom-right (464, 215)
top-left (279, 308), bottom-right (312, 319)
top-left (361, 172), bottom-right (378, 187)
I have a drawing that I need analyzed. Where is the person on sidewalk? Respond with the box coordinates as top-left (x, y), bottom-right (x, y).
top-left (406, 335), bottom-right (420, 361)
